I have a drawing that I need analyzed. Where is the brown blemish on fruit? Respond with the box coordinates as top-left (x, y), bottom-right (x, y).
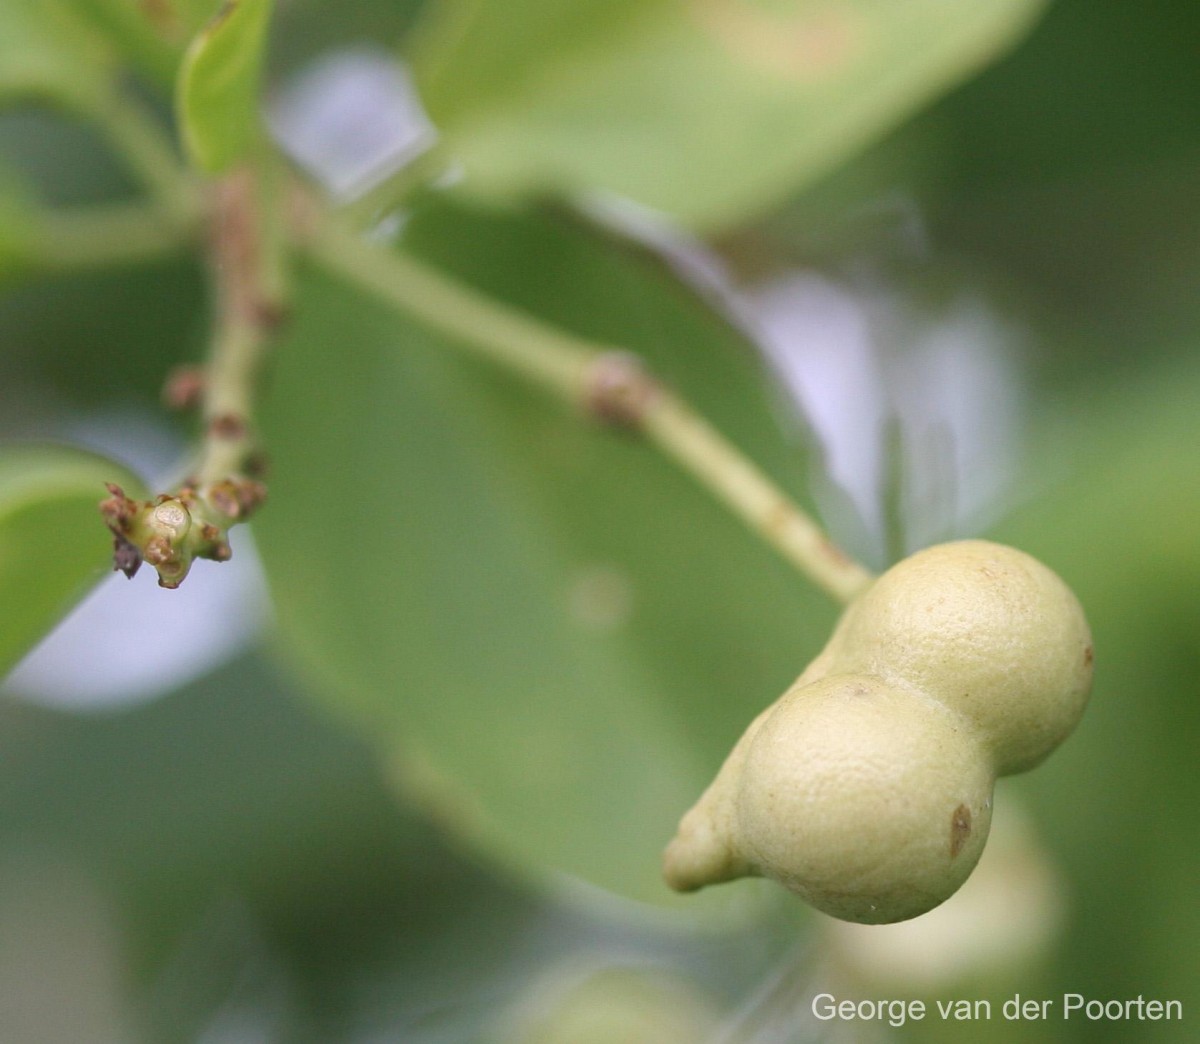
top-left (1084, 645), bottom-right (1094, 668)
top-left (949, 804), bottom-right (972, 858)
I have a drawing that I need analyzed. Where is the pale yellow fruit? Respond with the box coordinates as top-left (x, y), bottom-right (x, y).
top-left (661, 648), bottom-right (837, 893)
top-left (828, 540), bottom-right (1093, 775)
top-left (664, 674), bottom-right (994, 924)
top-left (662, 539), bottom-right (1091, 923)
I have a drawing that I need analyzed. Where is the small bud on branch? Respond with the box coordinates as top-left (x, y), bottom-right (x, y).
top-left (99, 480), bottom-right (266, 588)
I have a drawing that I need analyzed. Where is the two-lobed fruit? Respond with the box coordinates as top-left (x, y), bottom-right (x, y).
top-left (662, 540), bottom-right (1093, 924)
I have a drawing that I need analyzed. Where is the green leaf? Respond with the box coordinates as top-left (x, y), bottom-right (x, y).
top-left (0, 166), bottom-right (40, 281)
top-left (58, 0), bottom-right (223, 85)
top-left (985, 357), bottom-right (1200, 1019)
top-left (175, 0), bottom-right (273, 172)
top-left (0, 444), bottom-right (144, 678)
top-left (0, 653), bottom-right (704, 1040)
top-left (256, 202), bottom-right (838, 904)
top-left (0, 0), bottom-right (113, 108)
top-left (410, 0), bottom-right (1046, 230)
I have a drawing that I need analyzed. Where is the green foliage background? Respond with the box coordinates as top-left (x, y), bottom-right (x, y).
top-left (1, 0), bottom-right (1198, 1040)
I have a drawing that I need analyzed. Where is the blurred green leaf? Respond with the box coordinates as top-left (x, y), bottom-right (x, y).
top-left (987, 357), bottom-right (1200, 1031)
top-left (0, 444), bottom-right (143, 677)
top-left (0, 652), bottom-right (782, 1039)
top-left (58, 0), bottom-right (222, 85)
top-left (256, 202), bottom-right (837, 904)
top-left (0, 166), bottom-right (39, 281)
top-left (502, 966), bottom-right (719, 1044)
top-left (0, 251), bottom-right (204, 403)
top-left (55, 0), bottom-right (192, 87)
top-left (0, 854), bottom-right (133, 1044)
top-left (176, 0), bottom-right (273, 172)
top-left (0, 653), bottom-right (521, 1040)
top-left (0, 0), bottom-right (113, 107)
top-left (409, 0), bottom-right (1046, 231)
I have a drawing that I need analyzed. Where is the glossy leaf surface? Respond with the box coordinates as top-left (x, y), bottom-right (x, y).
top-left (256, 203), bottom-right (836, 903)
top-left (176, 0), bottom-right (273, 171)
top-left (410, 0), bottom-right (1046, 230)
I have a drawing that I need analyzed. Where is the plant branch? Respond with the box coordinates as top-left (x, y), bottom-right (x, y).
top-left (337, 145), bottom-right (450, 230)
top-left (308, 216), bottom-right (874, 604)
top-left (192, 165), bottom-right (285, 486)
top-left (311, 215), bottom-right (593, 398)
top-left (640, 383), bottom-right (875, 604)
top-left (101, 166), bottom-right (284, 588)
top-left (33, 202), bottom-right (195, 270)
top-left (84, 88), bottom-right (200, 228)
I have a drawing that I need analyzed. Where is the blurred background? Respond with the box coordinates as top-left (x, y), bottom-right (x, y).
top-left (0, 0), bottom-right (1197, 1040)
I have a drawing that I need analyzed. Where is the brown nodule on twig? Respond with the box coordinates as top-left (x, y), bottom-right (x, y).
top-left (207, 482), bottom-right (240, 519)
top-left (111, 534), bottom-right (142, 578)
top-left (584, 351), bottom-right (660, 428)
top-left (207, 477), bottom-right (267, 520)
top-left (97, 467), bottom-right (263, 586)
top-left (243, 450), bottom-right (269, 478)
top-left (102, 483), bottom-right (145, 577)
top-left (142, 536), bottom-right (173, 567)
top-left (208, 412), bottom-right (248, 440)
top-left (252, 298), bottom-right (291, 332)
top-left (210, 168), bottom-right (288, 334)
top-left (99, 483), bottom-right (139, 533)
top-left (162, 366), bottom-right (206, 411)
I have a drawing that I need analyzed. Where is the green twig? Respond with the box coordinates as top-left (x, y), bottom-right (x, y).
top-left (311, 215), bottom-right (592, 398)
top-left (34, 202), bottom-right (194, 270)
top-left (189, 165), bottom-right (285, 489)
top-left (308, 215), bottom-right (875, 604)
top-left (337, 145), bottom-right (450, 230)
top-left (101, 167), bottom-right (284, 588)
top-left (84, 88), bottom-right (200, 228)
top-left (641, 391), bottom-right (875, 604)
